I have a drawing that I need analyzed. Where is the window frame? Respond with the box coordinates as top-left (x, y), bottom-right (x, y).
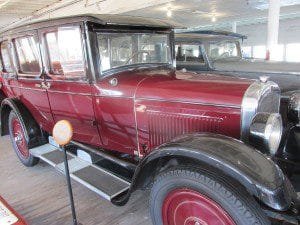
top-left (95, 28), bottom-right (173, 78)
top-left (40, 23), bottom-right (88, 82)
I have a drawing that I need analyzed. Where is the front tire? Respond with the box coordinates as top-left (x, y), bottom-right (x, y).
top-left (150, 166), bottom-right (270, 225)
top-left (8, 111), bottom-right (39, 167)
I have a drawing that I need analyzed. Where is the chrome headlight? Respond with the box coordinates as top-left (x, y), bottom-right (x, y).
top-left (241, 80), bottom-right (281, 142)
top-left (249, 113), bottom-right (283, 155)
top-left (288, 92), bottom-right (300, 124)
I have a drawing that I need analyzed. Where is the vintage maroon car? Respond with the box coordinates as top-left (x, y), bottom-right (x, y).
top-left (0, 15), bottom-right (299, 225)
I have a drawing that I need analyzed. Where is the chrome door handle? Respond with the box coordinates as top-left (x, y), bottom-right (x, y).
top-left (109, 78), bottom-right (118, 87)
top-left (41, 81), bottom-right (51, 89)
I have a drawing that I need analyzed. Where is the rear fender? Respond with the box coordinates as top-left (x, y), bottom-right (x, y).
top-left (129, 133), bottom-right (295, 211)
top-left (0, 98), bottom-right (45, 148)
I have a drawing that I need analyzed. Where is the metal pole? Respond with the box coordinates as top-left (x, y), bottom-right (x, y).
top-left (62, 146), bottom-right (78, 225)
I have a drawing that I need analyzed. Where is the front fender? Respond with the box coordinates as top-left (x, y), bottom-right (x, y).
top-left (282, 125), bottom-right (300, 161)
top-left (132, 133), bottom-right (295, 211)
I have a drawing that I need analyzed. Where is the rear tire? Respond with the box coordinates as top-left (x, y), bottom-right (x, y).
top-left (150, 166), bottom-right (270, 225)
top-left (8, 111), bottom-right (39, 167)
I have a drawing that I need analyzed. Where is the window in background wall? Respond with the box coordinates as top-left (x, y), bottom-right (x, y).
top-left (286, 43), bottom-right (300, 62)
top-left (253, 45), bottom-right (266, 59)
top-left (270, 44), bottom-right (284, 61)
top-left (242, 46), bottom-right (252, 58)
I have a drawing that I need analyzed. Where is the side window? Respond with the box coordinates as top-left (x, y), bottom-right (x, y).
top-left (14, 36), bottom-right (41, 75)
top-left (0, 41), bottom-right (13, 73)
top-left (45, 26), bottom-right (85, 80)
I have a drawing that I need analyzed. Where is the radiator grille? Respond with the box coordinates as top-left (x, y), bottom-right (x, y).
top-left (147, 111), bottom-right (224, 148)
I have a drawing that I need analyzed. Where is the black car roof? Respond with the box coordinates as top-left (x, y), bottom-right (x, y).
top-left (184, 30), bottom-right (247, 39)
top-left (175, 30), bottom-right (247, 43)
top-left (1, 14), bottom-right (183, 36)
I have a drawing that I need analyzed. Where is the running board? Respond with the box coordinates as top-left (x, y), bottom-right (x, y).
top-left (30, 144), bottom-right (130, 201)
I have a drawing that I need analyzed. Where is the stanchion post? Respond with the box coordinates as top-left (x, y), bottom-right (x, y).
top-left (62, 145), bottom-right (78, 225)
top-left (53, 120), bottom-right (79, 225)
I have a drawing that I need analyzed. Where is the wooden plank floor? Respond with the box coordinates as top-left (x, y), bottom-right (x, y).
top-left (0, 136), bottom-right (152, 225)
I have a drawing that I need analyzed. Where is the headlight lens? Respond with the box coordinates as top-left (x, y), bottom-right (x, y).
top-left (249, 113), bottom-right (283, 155)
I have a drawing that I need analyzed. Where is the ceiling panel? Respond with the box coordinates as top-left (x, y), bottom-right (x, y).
top-left (122, 0), bottom-right (300, 29)
top-left (1, 0), bottom-right (300, 31)
top-left (0, 0), bottom-right (59, 28)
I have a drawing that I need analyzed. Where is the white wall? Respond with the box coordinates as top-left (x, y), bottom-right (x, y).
top-left (238, 17), bottom-right (300, 46)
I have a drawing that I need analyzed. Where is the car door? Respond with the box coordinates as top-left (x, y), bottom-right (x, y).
top-left (92, 31), bottom-right (158, 155)
top-left (12, 31), bottom-right (54, 132)
top-left (41, 25), bottom-right (101, 146)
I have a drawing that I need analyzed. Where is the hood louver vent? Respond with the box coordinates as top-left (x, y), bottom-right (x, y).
top-left (147, 110), bottom-right (224, 148)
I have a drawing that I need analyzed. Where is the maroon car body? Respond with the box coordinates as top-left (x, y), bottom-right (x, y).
top-left (0, 15), bottom-right (298, 225)
top-left (12, 68), bottom-right (250, 156)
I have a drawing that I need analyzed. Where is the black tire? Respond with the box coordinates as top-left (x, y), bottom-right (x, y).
top-left (8, 111), bottom-right (39, 167)
top-left (150, 166), bottom-right (270, 225)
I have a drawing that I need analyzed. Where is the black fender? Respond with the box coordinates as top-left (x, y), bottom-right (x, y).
top-left (113, 133), bottom-right (295, 211)
top-left (0, 91), bottom-right (5, 103)
top-left (0, 98), bottom-right (45, 148)
top-left (281, 125), bottom-right (300, 161)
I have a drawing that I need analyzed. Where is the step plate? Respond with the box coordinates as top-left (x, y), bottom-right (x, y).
top-left (42, 150), bottom-right (73, 165)
top-left (72, 166), bottom-right (129, 200)
top-left (29, 144), bottom-right (130, 201)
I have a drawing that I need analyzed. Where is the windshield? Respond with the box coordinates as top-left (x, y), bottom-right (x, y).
top-left (175, 44), bottom-right (205, 63)
top-left (207, 41), bottom-right (241, 61)
top-left (97, 32), bottom-right (171, 72)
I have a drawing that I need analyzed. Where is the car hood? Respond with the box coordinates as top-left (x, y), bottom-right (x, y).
top-left (135, 69), bottom-right (253, 108)
top-left (213, 59), bottom-right (300, 92)
top-left (214, 59), bottom-right (300, 74)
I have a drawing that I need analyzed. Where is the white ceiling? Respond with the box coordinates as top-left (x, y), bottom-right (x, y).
top-left (1, 0), bottom-right (300, 31)
top-left (0, 0), bottom-right (59, 27)
top-left (123, 0), bottom-right (300, 30)
top-left (0, 0), bottom-right (175, 31)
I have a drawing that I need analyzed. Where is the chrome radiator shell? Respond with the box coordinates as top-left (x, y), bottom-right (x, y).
top-left (241, 80), bottom-right (281, 142)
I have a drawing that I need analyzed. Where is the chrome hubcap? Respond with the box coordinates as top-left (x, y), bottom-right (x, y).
top-left (14, 133), bottom-right (22, 143)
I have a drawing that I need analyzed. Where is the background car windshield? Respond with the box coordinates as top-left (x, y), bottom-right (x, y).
top-left (207, 41), bottom-right (239, 61)
top-left (97, 33), bottom-right (171, 72)
top-left (175, 44), bottom-right (205, 63)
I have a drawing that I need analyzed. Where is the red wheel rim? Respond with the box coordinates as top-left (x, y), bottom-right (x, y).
top-left (11, 117), bottom-right (29, 159)
top-left (162, 188), bottom-right (236, 225)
